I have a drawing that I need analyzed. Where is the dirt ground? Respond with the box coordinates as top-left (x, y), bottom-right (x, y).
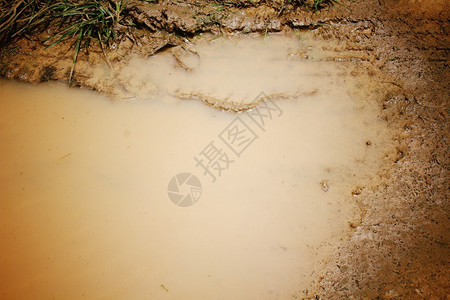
top-left (0, 0), bottom-right (448, 298)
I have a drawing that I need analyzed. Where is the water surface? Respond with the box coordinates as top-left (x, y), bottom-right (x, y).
top-left (0, 34), bottom-right (390, 299)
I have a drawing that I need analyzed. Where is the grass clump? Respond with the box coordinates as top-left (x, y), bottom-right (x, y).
top-left (0, 0), bottom-right (128, 84)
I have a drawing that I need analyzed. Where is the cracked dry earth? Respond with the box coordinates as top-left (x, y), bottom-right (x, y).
top-left (0, 0), bottom-right (449, 298)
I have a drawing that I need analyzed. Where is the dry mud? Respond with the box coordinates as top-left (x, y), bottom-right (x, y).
top-left (0, 0), bottom-right (448, 298)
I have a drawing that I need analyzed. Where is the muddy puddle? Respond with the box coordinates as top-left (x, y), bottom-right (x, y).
top-left (86, 33), bottom-right (360, 111)
top-left (0, 34), bottom-right (392, 299)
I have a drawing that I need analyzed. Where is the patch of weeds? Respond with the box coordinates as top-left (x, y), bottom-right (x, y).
top-left (0, 0), bottom-right (129, 85)
top-left (212, 2), bottom-right (226, 12)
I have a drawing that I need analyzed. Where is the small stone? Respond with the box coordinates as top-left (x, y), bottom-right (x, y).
top-left (352, 187), bottom-right (363, 196)
top-left (320, 180), bottom-right (329, 192)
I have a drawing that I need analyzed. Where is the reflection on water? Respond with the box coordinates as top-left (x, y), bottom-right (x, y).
top-left (0, 34), bottom-right (391, 299)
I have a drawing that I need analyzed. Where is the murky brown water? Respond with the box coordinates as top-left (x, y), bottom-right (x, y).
top-left (0, 34), bottom-right (391, 299)
top-left (86, 33), bottom-right (368, 111)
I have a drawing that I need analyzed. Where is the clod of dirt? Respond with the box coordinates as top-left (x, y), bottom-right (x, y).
top-left (320, 180), bottom-right (329, 192)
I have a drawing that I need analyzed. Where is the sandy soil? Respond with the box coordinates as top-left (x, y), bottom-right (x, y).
top-left (0, 0), bottom-right (448, 298)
